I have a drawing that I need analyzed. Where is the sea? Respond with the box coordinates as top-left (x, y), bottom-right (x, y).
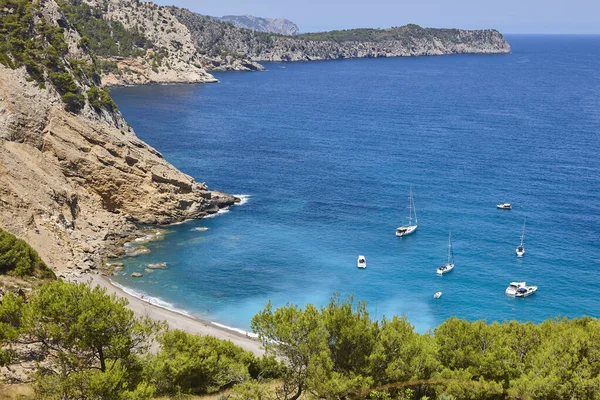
top-left (110, 35), bottom-right (600, 333)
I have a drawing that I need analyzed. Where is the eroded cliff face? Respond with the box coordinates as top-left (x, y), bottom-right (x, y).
top-left (0, 1), bottom-right (235, 274)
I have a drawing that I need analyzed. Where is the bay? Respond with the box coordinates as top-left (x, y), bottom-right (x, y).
top-left (110, 35), bottom-right (600, 332)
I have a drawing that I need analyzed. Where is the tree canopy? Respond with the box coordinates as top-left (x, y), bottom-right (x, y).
top-left (252, 295), bottom-right (600, 400)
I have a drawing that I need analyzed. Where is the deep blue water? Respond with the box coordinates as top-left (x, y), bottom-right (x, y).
top-left (110, 35), bottom-right (600, 333)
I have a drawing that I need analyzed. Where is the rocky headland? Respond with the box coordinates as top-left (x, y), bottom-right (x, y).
top-left (170, 9), bottom-right (511, 64)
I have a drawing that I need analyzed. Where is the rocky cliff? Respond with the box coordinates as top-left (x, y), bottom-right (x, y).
top-left (59, 0), bottom-right (263, 83)
top-left (0, 0), bottom-right (235, 274)
top-left (171, 8), bottom-right (510, 63)
top-left (215, 15), bottom-right (300, 35)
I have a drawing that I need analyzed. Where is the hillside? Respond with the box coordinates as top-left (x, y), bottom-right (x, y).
top-left (0, 0), bottom-right (235, 274)
top-left (215, 14), bottom-right (300, 35)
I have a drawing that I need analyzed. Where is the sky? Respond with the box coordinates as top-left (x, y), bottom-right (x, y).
top-left (154, 0), bottom-right (600, 34)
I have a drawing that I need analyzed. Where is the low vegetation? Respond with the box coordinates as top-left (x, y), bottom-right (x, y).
top-left (252, 296), bottom-right (600, 399)
top-left (0, 281), bottom-right (283, 399)
top-left (0, 229), bottom-right (54, 279)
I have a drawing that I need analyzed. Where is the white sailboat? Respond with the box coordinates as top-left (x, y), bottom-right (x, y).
top-left (396, 185), bottom-right (418, 237)
top-left (516, 218), bottom-right (526, 257)
top-left (437, 232), bottom-right (455, 275)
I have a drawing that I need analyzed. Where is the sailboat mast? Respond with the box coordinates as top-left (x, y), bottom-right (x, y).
top-left (412, 186), bottom-right (418, 225)
top-left (448, 232), bottom-right (454, 265)
top-left (407, 185), bottom-right (413, 226)
top-left (521, 218), bottom-right (526, 246)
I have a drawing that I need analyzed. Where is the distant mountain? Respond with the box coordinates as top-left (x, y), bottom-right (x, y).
top-left (215, 15), bottom-right (300, 35)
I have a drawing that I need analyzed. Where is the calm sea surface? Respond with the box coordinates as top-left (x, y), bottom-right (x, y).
top-left (110, 35), bottom-right (600, 333)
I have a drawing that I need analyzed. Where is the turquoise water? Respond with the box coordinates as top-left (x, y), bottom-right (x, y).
top-left (110, 35), bottom-right (600, 333)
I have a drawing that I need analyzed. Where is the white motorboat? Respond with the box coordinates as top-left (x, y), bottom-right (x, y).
top-left (396, 185), bottom-right (418, 237)
top-left (516, 218), bottom-right (526, 257)
top-left (434, 292), bottom-right (443, 299)
top-left (505, 282), bottom-right (526, 296)
top-left (516, 285), bottom-right (538, 298)
top-left (497, 203), bottom-right (512, 210)
top-left (437, 232), bottom-right (455, 275)
top-left (357, 255), bottom-right (367, 269)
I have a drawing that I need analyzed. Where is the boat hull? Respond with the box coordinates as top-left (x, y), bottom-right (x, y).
top-left (357, 256), bottom-right (367, 269)
top-left (437, 264), bottom-right (454, 275)
top-left (396, 225), bottom-right (417, 237)
top-left (516, 287), bottom-right (538, 297)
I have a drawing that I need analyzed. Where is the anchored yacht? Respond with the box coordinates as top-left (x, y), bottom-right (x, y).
top-left (497, 203), bottom-right (512, 210)
top-left (396, 185), bottom-right (418, 237)
top-left (516, 218), bottom-right (526, 257)
top-left (437, 232), bottom-right (455, 275)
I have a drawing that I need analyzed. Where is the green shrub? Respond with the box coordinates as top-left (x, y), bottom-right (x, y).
top-left (0, 228), bottom-right (54, 279)
top-left (61, 92), bottom-right (85, 113)
top-left (87, 86), bottom-right (117, 112)
top-left (147, 330), bottom-right (280, 396)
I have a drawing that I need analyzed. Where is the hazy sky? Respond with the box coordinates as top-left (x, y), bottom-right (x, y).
top-left (153, 0), bottom-right (599, 34)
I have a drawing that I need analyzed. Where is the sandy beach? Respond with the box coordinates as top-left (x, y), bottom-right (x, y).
top-left (74, 274), bottom-right (265, 356)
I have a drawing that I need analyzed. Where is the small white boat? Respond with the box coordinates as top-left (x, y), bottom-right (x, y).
top-left (434, 292), bottom-right (442, 299)
top-left (357, 255), bottom-right (367, 269)
top-left (497, 203), bottom-right (512, 210)
top-left (437, 232), bottom-right (455, 275)
top-left (396, 185), bottom-right (418, 237)
top-left (505, 282), bottom-right (526, 296)
top-left (516, 218), bottom-right (526, 257)
top-left (516, 285), bottom-right (538, 297)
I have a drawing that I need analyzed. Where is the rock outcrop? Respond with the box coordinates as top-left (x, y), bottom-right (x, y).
top-left (215, 15), bottom-right (300, 36)
top-left (0, 0), bottom-right (235, 274)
